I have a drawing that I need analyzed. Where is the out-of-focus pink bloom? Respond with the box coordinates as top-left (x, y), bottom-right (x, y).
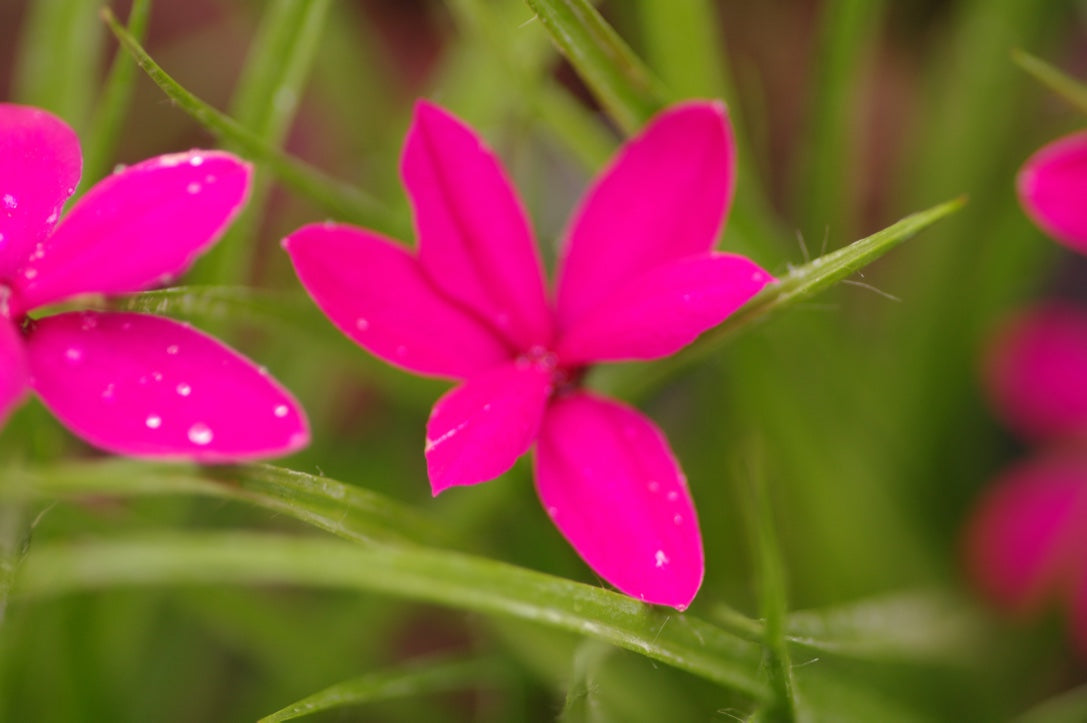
top-left (0, 103), bottom-right (308, 461)
top-left (1018, 131), bottom-right (1087, 254)
top-left (285, 100), bottom-right (773, 609)
top-left (983, 304), bottom-right (1087, 440)
top-left (965, 453), bottom-right (1087, 651)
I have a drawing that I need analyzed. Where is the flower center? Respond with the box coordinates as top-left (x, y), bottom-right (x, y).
top-left (516, 345), bottom-right (584, 392)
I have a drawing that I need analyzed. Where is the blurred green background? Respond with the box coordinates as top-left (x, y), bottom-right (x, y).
top-left (3, 0), bottom-right (1087, 720)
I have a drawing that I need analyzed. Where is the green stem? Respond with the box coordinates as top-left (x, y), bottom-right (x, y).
top-left (1013, 49), bottom-right (1087, 117)
top-left (15, 531), bottom-right (769, 699)
top-left (100, 8), bottom-right (402, 236)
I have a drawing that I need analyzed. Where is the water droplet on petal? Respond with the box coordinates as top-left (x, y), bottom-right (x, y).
top-left (23, 268), bottom-right (37, 280)
top-left (274, 404), bottom-right (288, 418)
top-left (188, 423), bottom-right (213, 445)
top-left (666, 491), bottom-right (678, 502)
top-left (176, 383), bottom-right (192, 397)
top-left (64, 347), bottom-right (82, 364)
top-left (673, 514), bottom-right (683, 525)
top-left (546, 506), bottom-right (559, 518)
top-left (101, 383), bottom-right (116, 401)
top-left (186, 182), bottom-right (202, 194)
top-left (112, 164), bottom-right (127, 174)
top-left (190, 155), bottom-right (204, 167)
top-left (2, 193), bottom-right (17, 210)
top-left (45, 211), bottom-right (57, 225)
top-left (145, 415), bottom-right (162, 429)
top-left (750, 272), bottom-right (764, 283)
top-left (151, 371), bottom-right (163, 382)
top-left (655, 550), bottom-right (669, 567)
top-left (81, 315), bottom-right (98, 331)
top-left (647, 480), bottom-right (660, 493)
top-left (355, 318), bottom-right (369, 331)
top-left (166, 344), bottom-right (179, 355)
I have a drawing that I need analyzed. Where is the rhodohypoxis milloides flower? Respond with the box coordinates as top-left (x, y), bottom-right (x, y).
top-left (0, 103), bottom-right (308, 461)
top-left (284, 100), bottom-right (773, 608)
top-left (968, 305), bottom-right (1087, 653)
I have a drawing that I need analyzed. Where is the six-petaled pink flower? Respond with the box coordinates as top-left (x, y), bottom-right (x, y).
top-left (968, 304), bottom-right (1087, 653)
top-left (1018, 131), bottom-right (1087, 255)
top-left (284, 100), bottom-right (773, 608)
top-left (0, 103), bottom-right (308, 461)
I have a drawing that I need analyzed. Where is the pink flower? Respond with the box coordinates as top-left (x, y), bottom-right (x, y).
top-left (965, 453), bottom-right (1087, 653)
top-left (0, 103), bottom-right (308, 461)
top-left (1018, 131), bottom-right (1087, 253)
top-left (284, 100), bottom-right (773, 608)
top-left (968, 303), bottom-right (1087, 652)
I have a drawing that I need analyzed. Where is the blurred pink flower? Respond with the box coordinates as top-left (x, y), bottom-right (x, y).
top-left (285, 100), bottom-right (773, 609)
top-left (0, 103), bottom-right (308, 461)
top-left (1018, 131), bottom-right (1087, 253)
top-left (965, 453), bottom-right (1087, 652)
top-left (970, 303), bottom-right (1087, 652)
top-left (983, 304), bottom-right (1087, 440)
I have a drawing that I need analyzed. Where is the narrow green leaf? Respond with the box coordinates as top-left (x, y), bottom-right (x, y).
top-left (100, 8), bottom-right (402, 235)
top-left (1013, 49), bottom-right (1087, 117)
top-left (5, 460), bottom-right (438, 547)
top-left (1015, 684), bottom-right (1087, 723)
top-left (523, 0), bottom-right (666, 133)
top-left (637, 0), bottom-right (728, 100)
top-left (80, 0), bottom-right (152, 191)
top-left (12, 0), bottom-right (103, 130)
top-left (259, 655), bottom-right (500, 722)
top-left (15, 532), bottom-right (769, 698)
top-left (743, 449), bottom-right (796, 722)
top-left (197, 0), bottom-right (333, 284)
top-left (615, 197), bottom-right (966, 399)
top-left (798, 0), bottom-right (884, 243)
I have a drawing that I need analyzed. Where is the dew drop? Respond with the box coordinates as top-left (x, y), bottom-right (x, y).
top-left (166, 344), bottom-right (179, 355)
top-left (666, 490), bottom-right (678, 502)
top-left (176, 383), bottom-right (192, 397)
top-left (673, 514), bottom-right (683, 525)
top-left (188, 423), bottom-right (213, 445)
top-left (101, 383), bottom-right (116, 401)
top-left (546, 506), bottom-right (559, 518)
top-left (655, 550), bottom-right (669, 568)
top-left (647, 480), bottom-right (660, 493)
top-left (113, 163), bottom-right (127, 174)
top-left (145, 414), bottom-right (162, 429)
top-left (750, 271), bottom-right (764, 283)
top-left (204, 174), bottom-right (217, 184)
top-left (81, 315), bottom-right (98, 331)
top-left (189, 155), bottom-right (204, 167)
top-left (32, 243), bottom-right (45, 260)
top-left (355, 317), bottom-right (369, 331)
top-left (151, 371), bottom-right (163, 382)
top-left (23, 268), bottom-right (37, 280)
top-left (64, 347), bottom-right (83, 364)
top-left (274, 404), bottom-right (289, 418)
top-left (2, 193), bottom-right (17, 210)
top-left (45, 211), bottom-right (58, 225)
top-left (186, 182), bottom-right (202, 194)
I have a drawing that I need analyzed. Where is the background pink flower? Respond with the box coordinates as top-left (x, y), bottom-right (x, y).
top-left (0, 103), bottom-right (308, 462)
top-left (285, 100), bottom-right (773, 608)
top-left (1018, 131), bottom-right (1087, 254)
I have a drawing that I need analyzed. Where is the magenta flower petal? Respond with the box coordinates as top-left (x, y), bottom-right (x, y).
top-left (402, 101), bottom-right (553, 349)
top-left (983, 304), bottom-right (1087, 439)
top-left (14, 151), bottom-right (250, 311)
top-left (965, 454), bottom-right (1087, 614)
top-left (0, 104), bottom-right (81, 280)
top-left (556, 253), bottom-right (773, 364)
top-left (0, 319), bottom-right (29, 426)
top-left (534, 393), bottom-right (703, 609)
top-left (1018, 131), bottom-right (1087, 253)
top-left (426, 362), bottom-right (552, 495)
top-left (25, 311), bottom-right (308, 462)
top-left (556, 101), bottom-right (735, 330)
top-left (284, 223), bottom-right (511, 380)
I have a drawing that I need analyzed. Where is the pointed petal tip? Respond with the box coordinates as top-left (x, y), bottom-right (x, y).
top-left (1017, 131), bottom-right (1087, 253)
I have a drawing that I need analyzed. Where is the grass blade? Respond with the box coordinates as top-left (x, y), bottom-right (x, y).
top-left (80, 0), bottom-right (152, 191)
top-left (5, 460), bottom-right (438, 547)
top-left (523, 0), bottom-right (666, 133)
top-left (14, 531), bottom-right (769, 699)
top-left (100, 8), bottom-right (402, 235)
top-left (259, 655), bottom-right (500, 722)
top-left (1013, 49), bottom-right (1087, 117)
